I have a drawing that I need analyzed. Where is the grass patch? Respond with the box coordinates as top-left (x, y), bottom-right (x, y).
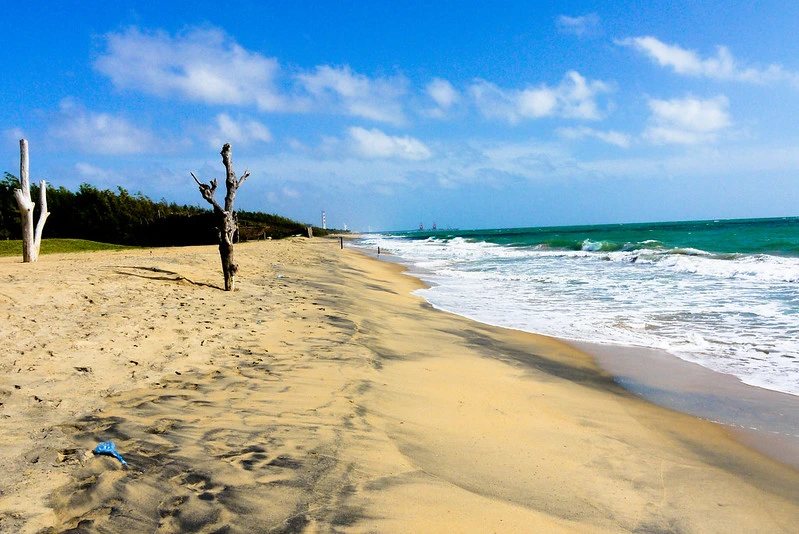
top-left (0, 239), bottom-right (130, 257)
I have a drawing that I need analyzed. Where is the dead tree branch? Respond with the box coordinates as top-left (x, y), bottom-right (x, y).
top-left (192, 143), bottom-right (247, 291)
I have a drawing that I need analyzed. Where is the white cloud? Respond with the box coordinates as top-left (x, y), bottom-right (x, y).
top-left (424, 78), bottom-right (461, 118)
top-left (517, 86), bottom-right (559, 118)
top-left (618, 36), bottom-right (799, 86)
top-left (618, 37), bottom-right (707, 75)
top-left (427, 78), bottom-right (460, 108)
top-left (556, 14), bottom-right (600, 37)
top-left (209, 113), bottom-right (271, 148)
top-left (557, 126), bottom-right (631, 148)
top-left (644, 95), bottom-right (732, 145)
top-left (298, 65), bottom-right (408, 124)
top-left (348, 126), bottom-right (432, 160)
top-left (471, 71), bottom-right (612, 123)
top-left (95, 27), bottom-right (289, 111)
top-left (50, 100), bottom-right (154, 154)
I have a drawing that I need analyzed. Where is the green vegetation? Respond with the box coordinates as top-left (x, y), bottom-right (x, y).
top-left (0, 239), bottom-right (129, 257)
top-left (0, 173), bottom-right (332, 247)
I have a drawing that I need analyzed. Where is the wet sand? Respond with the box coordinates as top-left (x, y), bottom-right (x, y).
top-left (572, 340), bottom-right (799, 469)
top-left (1, 238), bottom-right (798, 532)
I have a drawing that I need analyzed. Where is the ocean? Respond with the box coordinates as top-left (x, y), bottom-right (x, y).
top-left (356, 217), bottom-right (799, 398)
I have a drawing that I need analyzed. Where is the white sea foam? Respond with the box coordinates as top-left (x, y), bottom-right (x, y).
top-left (358, 234), bottom-right (799, 397)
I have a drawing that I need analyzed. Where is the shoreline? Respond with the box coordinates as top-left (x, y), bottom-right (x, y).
top-left (363, 241), bottom-right (799, 469)
top-left (570, 340), bottom-right (799, 469)
top-left (2, 239), bottom-right (798, 532)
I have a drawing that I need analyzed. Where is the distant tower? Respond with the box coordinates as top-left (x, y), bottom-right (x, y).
top-left (321, 211), bottom-right (327, 230)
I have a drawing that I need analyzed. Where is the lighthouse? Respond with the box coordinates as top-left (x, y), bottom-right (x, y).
top-left (321, 211), bottom-right (327, 230)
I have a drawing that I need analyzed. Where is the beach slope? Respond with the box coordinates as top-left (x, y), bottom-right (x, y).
top-left (1, 239), bottom-right (797, 532)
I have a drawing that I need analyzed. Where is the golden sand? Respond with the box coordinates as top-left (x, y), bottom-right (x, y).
top-left (1, 238), bottom-right (798, 532)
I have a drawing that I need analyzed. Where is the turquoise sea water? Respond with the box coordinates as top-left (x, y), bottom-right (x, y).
top-left (358, 217), bottom-right (799, 396)
top-left (400, 217), bottom-right (799, 257)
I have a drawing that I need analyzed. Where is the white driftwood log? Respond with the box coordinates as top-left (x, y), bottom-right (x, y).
top-left (13, 139), bottom-right (49, 262)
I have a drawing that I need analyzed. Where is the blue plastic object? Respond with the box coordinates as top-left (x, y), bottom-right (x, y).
top-left (93, 440), bottom-right (127, 466)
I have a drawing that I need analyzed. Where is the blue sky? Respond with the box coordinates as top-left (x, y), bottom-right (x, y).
top-left (3, 1), bottom-right (799, 231)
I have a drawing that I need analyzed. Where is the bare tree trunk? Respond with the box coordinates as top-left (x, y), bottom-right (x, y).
top-left (192, 143), bottom-right (249, 291)
top-left (13, 139), bottom-right (49, 262)
top-left (33, 178), bottom-right (49, 257)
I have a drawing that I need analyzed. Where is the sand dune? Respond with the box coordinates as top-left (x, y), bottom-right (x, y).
top-left (1, 238), bottom-right (798, 532)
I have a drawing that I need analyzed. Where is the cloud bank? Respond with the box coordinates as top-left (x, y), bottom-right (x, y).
top-left (95, 26), bottom-right (621, 130)
top-left (96, 27), bottom-right (410, 124)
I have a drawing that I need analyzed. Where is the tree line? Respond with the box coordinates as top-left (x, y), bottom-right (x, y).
top-left (0, 173), bottom-right (328, 246)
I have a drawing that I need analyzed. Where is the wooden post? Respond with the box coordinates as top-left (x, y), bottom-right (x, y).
top-left (13, 139), bottom-right (49, 262)
top-left (192, 143), bottom-right (249, 291)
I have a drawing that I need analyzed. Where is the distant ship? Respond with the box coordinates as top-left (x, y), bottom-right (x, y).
top-left (416, 222), bottom-right (458, 232)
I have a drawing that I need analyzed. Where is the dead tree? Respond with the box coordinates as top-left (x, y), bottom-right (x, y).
top-left (191, 143), bottom-right (249, 291)
top-left (13, 139), bottom-right (49, 262)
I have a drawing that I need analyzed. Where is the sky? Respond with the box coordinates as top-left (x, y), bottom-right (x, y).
top-left (3, 1), bottom-right (799, 231)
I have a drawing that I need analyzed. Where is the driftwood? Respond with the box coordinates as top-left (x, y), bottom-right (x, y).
top-left (13, 139), bottom-right (49, 262)
top-left (191, 143), bottom-right (249, 291)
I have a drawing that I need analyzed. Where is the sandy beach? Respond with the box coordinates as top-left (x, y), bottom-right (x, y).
top-left (1, 238), bottom-right (798, 533)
